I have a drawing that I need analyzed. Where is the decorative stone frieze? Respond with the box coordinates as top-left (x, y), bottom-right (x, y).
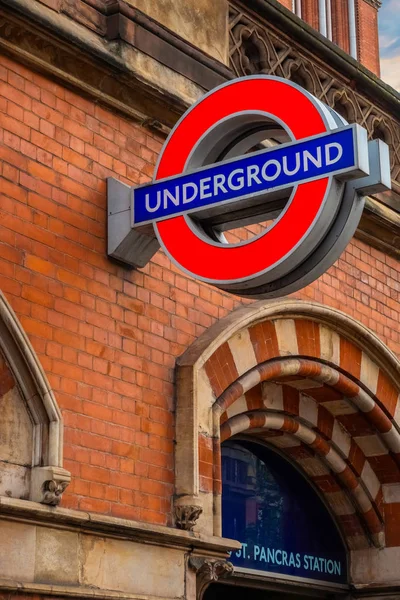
top-left (229, 3), bottom-right (400, 197)
top-left (174, 504), bottom-right (203, 530)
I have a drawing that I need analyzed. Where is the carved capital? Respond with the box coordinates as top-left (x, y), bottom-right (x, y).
top-left (42, 479), bottom-right (70, 506)
top-left (30, 466), bottom-right (71, 506)
top-left (189, 557), bottom-right (234, 599)
top-left (175, 504), bottom-right (203, 530)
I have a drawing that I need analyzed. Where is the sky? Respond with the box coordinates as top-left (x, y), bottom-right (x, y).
top-left (379, 0), bottom-right (400, 90)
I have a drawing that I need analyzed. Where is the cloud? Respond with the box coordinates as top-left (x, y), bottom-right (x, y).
top-left (380, 55), bottom-right (400, 90)
top-left (379, 33), bottom-right (400, 54)
top-left (379, 0), bottom-right (400, 54)
top-left (379, 0), bottom-right (400, 88)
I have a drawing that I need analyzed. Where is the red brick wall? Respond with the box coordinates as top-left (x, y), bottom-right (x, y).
top-left (1, 54), bottom-right (399, 524)
top-left (301, 0), bottom-right (320, 32)
top-left (277, 0), bottom-right (294, 11)
top-left (356, 0), bottom-right (380, 75)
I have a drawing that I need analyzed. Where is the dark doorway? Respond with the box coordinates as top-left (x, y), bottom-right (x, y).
top-left (204, 582), bottom-right (339, 600)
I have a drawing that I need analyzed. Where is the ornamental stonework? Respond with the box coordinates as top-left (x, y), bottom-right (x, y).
top-left (189, 557), bottom-right (234, 600)
top-left (174, 504), bottom-right (203, 530)
top-left (229, 3), bottom-right (400, 196)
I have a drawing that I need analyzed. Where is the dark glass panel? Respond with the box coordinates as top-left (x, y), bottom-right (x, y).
top-left (222, 441), bottom-right (347, 584)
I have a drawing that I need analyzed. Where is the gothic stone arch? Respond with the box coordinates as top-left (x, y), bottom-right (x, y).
top-left (0, 291), bottom-right (70, 505)
top-left (175, 299), bottom-right (400, 566)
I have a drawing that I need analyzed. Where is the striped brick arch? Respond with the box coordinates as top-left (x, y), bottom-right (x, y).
top-left (176, 299), bottom-right (400, 552)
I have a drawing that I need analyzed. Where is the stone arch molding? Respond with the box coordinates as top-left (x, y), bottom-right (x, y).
top-left (0, 291), bottom-right (70, 505)
top-left (175, 299), bottom-right (400, 551)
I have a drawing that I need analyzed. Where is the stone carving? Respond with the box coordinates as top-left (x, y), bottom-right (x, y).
top-left (189, 556), bottom-right (234, 600)
top-left (174, 504), bottom-right (203, 530)
top-left (364, 0), bottom-right (382, 8)
top-left (30, 466), bottom-right (71, 505)
top-left (229, 4), bottom-right (400, 194)
top-left (42, 479), bottom-right (70, 506)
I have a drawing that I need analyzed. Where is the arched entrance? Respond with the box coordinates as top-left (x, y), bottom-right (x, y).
top-left (176, 299), bottom-right (400, 598)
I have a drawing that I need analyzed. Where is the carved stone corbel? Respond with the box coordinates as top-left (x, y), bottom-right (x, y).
top-left (175, 504), bottom-right (203, 531)
top-left (189, 556), bottom-right (234, 600)
top-left (30, 466), bottom-right (71, 506)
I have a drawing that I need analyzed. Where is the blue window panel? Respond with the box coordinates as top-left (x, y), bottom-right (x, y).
top-left (222, 441), bottom-right (347, 584)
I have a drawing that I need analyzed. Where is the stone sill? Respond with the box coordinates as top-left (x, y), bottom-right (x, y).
top-left (0, 579), bottom-right (178, 600)
top-left (352, 583), bottom-right (400, 598)
top-left (0, 496), bottom-right (240, 555)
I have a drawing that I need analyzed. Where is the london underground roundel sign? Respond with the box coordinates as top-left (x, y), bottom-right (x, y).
top-left (107, 76), bottom-right (390, 299)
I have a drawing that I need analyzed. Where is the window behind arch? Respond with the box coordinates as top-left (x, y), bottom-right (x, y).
top-left (222, 441), bottom-right (348, 585)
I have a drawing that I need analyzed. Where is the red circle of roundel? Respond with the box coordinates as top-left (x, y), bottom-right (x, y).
top-left (154, 78), bottom-right (329, 284)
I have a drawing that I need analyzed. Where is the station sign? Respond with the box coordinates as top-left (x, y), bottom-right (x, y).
top-left (107, 76), bottom-right (390, 299)
top-left (222, 442), bottom-right (348, 586)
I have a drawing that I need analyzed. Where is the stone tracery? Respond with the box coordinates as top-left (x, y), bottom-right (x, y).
top-left (229, 3), bottom-right (400, 192)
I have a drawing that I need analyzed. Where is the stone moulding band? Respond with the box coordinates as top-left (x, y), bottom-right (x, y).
top-left (0, 495), bottom-right (240, 555)
top-left (0, 579), bottom-right (176, 600)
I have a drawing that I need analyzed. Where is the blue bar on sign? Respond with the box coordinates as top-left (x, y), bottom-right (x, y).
top-left (132, 126), bottom-right (356, 226)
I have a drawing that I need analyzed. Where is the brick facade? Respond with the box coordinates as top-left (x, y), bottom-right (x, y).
top-left (301, 0), bottom-right (320, 33)
top-left (279, 0), bottom-right (294, 11)
top-left (1, 52), bottom-right (400, 530)
top-left (331, 0), bottom-right (351, 53)
top-left (356, 0), bottom-right (381, 75)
